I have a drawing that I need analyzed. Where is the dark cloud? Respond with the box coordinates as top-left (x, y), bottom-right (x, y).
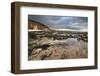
top-left (28, 15), bottom-right (88, 31)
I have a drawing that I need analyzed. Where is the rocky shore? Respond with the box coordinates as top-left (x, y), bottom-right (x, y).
top-left (28, 31), bottom-right (88, 60)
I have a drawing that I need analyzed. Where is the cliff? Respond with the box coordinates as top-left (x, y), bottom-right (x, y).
top-left (28, 19), bottom-right (50, 31)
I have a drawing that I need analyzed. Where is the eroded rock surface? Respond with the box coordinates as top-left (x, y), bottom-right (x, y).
top-left (28, 38), bottom-right (87, 60)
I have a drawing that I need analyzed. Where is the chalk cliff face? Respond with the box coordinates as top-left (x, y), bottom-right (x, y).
top-left (28, 20), bottom-right (50, 31)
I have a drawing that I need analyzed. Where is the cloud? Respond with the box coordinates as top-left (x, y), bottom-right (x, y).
top-left (28, 15), bottom-right (88, 31)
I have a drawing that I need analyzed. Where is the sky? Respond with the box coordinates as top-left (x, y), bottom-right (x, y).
top-left (28, 15), bottom-right (88, 31)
